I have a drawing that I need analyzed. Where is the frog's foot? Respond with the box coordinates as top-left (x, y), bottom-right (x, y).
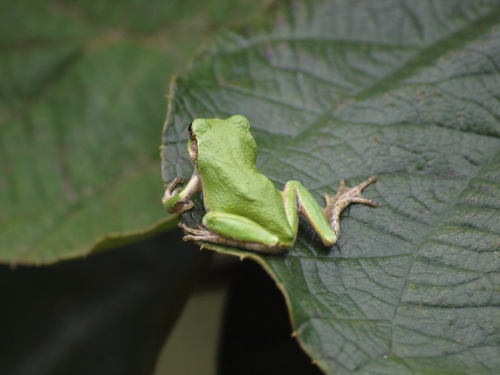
top-left (323, 176), bottom-right (378, 235)
top-left (162, 177), bottom-right (185, 205)
top-left (178, 222), bottom-right (208, 236)
top-left (163, 177), bottom-right (195, 213)
top-left (180, 221), bottom-right (242, 243)
top-left (178, 222), bottom-right (286, 254)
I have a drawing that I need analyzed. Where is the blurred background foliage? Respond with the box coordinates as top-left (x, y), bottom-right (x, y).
top-left (0, 0), bottom-right (269, 265)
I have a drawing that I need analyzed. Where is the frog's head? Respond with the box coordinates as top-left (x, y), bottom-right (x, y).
top-left (187, 115), bottom-right (255, 163)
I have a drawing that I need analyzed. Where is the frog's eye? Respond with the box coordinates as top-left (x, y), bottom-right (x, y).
top-left (188, 122), bottom-right (197, 142)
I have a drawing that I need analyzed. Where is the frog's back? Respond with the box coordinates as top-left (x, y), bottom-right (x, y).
top-left (194, 116), bottom-right (293, 240)
top-left (201, 164), bottom-right (293, 240)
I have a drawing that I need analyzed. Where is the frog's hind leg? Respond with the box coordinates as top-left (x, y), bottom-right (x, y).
top-left (282, 180), bottom-right (338, 246)
top-left (282, 176), bottom-right (378, 247)
top-left (179, 212), bottom-right (286, 254)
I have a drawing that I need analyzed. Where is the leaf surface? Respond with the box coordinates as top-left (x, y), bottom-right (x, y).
top-left (161, 1), bottom-right (500, 373)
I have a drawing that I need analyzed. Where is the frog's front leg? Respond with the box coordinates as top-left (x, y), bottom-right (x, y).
top-left (162, 172), bottom-right (201, 214)
top-left (179, 212), bottom-right (287, 254)
top-left (282, 176), bottom-right (378, 247)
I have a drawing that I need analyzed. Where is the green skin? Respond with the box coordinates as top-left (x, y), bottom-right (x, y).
top-left (163, 115), bottom-right (378, 254)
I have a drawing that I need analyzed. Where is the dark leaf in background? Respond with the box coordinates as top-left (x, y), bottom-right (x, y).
top-left (219, 259), bottom-right (323, 375)
top-left (0, 229), bottom-right (211, 375)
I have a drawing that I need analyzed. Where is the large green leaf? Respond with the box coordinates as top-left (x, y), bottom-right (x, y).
top-left (0, 0), bottom-right (267, 264)
top-left (161, 1), bottom-right (500, 373)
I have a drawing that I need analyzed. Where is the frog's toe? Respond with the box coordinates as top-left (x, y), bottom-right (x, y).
top-left (178, 222), bottom-right (208, 236)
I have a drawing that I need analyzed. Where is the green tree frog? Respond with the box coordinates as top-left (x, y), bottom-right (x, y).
top-left (163, 115), bottom-right (378, 254)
